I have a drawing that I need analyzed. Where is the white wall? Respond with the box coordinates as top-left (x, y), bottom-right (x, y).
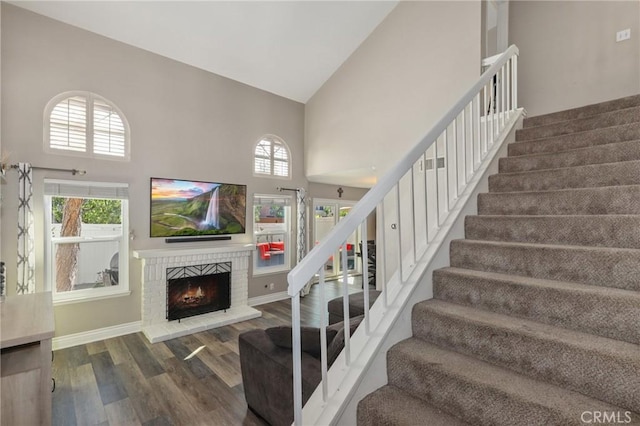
top-left (305, 1), bottom-right (482, 188)
top-left (510, 0), bottom-right (640, 116)
top-left (50, 224), bottom-right (120, 285)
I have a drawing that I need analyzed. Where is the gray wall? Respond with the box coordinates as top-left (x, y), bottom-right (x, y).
top-left (510, 0), bottom-right (640, 116)
top-left (305, 1), bottom-right (482, 188)
top-left (308, 182), bottom-right (375, 241)
top-left (0, 4), bottom-right (3, 262)
top-left (305, 0), bottom-right (481, 286)
top-left (308, 182), bottom-right (368, 203)
top-left (1, 4), bottom-right (307, 336)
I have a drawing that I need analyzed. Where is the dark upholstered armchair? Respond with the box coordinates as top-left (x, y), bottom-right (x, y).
top-left (328, 290), bottom-right (381, 325)
top-left (239, 316), bottom-right (363, 426)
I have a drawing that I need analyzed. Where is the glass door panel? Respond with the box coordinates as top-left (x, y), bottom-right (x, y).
top-left (338, 205), bottom-right (360, 277)
top-left (313, 199), bottom-right (361, 281)
top-left (314, 203), bottom-right (337, 275)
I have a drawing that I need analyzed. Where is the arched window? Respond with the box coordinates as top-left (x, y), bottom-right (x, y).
top-left (44, 92), bottom-right (130, 160)
top-left (254, 135), bottom-right (291, 179)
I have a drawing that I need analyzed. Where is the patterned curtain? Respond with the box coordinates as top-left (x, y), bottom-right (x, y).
top-left (297, 188), bottom-right (314, 296)
top-left (17, 162), bottom-right (36, 294)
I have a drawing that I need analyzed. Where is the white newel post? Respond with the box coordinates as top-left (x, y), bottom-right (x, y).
top-left (133, 244), bottom-right (260, 343)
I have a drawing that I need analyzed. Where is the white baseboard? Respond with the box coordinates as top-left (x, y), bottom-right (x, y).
top-left (248, 291), bottom-right (289, 306)
top-left (53, 321), bottom-right (142, 350)
top-left (53, 293), bottom-right (289, 350)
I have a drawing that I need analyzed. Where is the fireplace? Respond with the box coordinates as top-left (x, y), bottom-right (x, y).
top-left (134, 245), bottom-right (261, 343)
top-left (166, 262), bottom-right (231, 321)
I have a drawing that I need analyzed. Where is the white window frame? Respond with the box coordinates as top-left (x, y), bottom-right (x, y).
top-left (253, 194), bottom-right (292, 276)
top-left (44, 91), bottom-right (131, 161)
top-left (44, 179), bottom-right (130, 305)
top-left (253, 135), bottom-right (291, 179)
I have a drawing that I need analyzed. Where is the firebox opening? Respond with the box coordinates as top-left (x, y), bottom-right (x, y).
top-left (166, 271), bottom-right (231, 321)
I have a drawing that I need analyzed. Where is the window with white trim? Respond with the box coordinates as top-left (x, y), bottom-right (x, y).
top-left (45, 92), bottom-right (130, 160)
top-left (253, 136), bottom-right (291, 178)
top-left (253, 194), bottom-right (291, 275)
top-left (44, 179), bottom-right (129, 304)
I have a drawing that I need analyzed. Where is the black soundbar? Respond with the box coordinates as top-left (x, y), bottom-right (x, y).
top-left (165, 236), bottom-right (232, 243)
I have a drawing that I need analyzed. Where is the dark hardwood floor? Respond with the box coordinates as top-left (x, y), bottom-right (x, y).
top-left (52, 279), bottom-right (363, 426)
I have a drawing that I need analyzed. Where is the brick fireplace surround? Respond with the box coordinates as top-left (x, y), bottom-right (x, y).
top-left (133, 244), bottom-right (261, 343)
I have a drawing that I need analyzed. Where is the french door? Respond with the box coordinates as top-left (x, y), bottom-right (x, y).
top-left (313, 198), bottom-right (361, 280)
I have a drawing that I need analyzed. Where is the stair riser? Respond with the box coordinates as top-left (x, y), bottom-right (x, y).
top-left (433, 269), bottom-right (640, 344)
top-left (449, 240), bottom-right (640, 291)
top-left (478, 186), bottom-right (640, 216)
top-left (360, 95), bottom-right (640, 426)
top-left (488, 161), bottom-right (640, 192)
top-left (387, 345), bottom-right (618, 426)
top-left (523, 95), bottom-right (640, 128)
top-left (411, 305), bottom-right (640, 413)
top-left (500, 139), bottom-right (640, 173)
top-left (516, 106), bottom-right (640, 141)
top-left (465, 215), bottom-right (640, 249)
top-left (508, 122), bottom-right (640, 156)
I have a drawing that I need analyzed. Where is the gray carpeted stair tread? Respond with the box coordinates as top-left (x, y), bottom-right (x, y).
top-left (357, 385), bottom-right (470, 426)
top-left (478, 185), bottom-right (640, 216)
top-left (449, 239), bottom-right (640, 291)
top-left (387, 339), bottom-right (637, 426)
top-left (515, 105), bottom-right (640, 141)
top-left (500, 139), bottom-right (640, 173)
top-left (433, 267), bottom-right (640, 344)
top-left (464, 214), bottom-right (640, 249)
top-left (359, 96), bottom-right (640, 426)
top-left (508, 122), bottom-right (640, 156)
top-left (523, 94), bottom-right (640, 128)
top-left (411, 300), bottom-right (640, 412)
top-left (488, 160), bottom-right (640, 192)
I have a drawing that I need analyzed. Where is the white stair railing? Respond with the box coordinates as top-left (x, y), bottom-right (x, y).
top-left (288, 45), bottom-right (521, 426)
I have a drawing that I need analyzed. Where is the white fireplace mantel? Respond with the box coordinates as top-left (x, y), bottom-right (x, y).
top-left (133, 243), bottom-right (255, 259)
top-left (133, 244), bottom-right (261, 343)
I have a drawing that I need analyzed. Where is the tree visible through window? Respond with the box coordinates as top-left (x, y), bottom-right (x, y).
top-left (45, 179), bottom-right (129, 302)
top-left (254, 136), bottom-right (290, 178)
top-left (55, 198), bottom-right (84, 292)
top-left (52, 198), bottom-right (122, 292)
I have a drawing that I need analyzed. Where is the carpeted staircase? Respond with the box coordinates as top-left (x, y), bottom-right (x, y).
top-left (358, 95), bottom-right (640, 425)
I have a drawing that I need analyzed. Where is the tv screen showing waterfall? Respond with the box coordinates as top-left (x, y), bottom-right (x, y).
top-left (150, 177), bottom-right (247, 238)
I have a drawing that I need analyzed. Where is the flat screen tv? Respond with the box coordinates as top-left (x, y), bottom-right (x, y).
top-left (150, 177), bottom-right (246, 238)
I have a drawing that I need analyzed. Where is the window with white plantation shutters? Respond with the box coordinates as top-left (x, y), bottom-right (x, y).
top-left (49, 96), bottom-right (87, 152)
top-left (93, 98), bottom-right (126, 157)
top-left (45, 92), bottom-right (130, 161)
top-left (254, 135), bottom-right (291, 179)
top-left (254, 139), bottom-right (272, 175)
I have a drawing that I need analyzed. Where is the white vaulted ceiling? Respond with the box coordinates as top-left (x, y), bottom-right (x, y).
top-left (11, 1), bottom-right (398, 103)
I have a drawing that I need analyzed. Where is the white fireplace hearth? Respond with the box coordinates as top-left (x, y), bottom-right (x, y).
top-left (133, 244), bottom-right (261, 343)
